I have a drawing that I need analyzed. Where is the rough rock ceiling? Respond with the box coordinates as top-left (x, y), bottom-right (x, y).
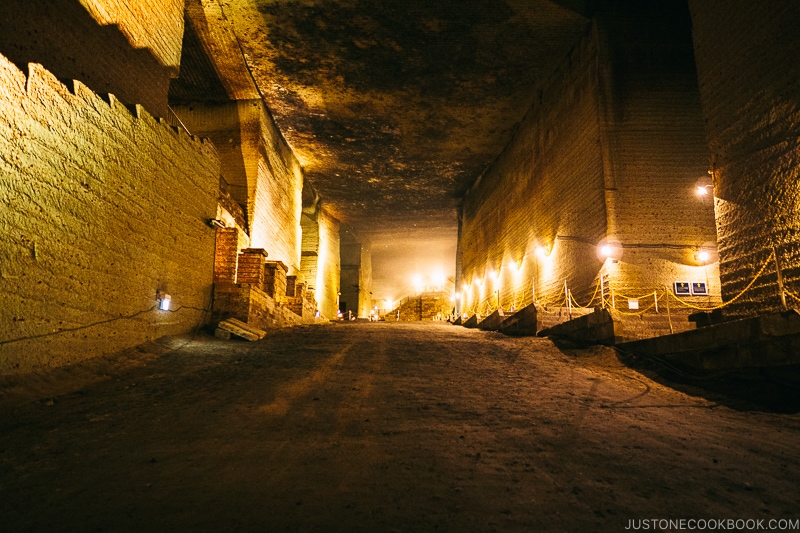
top-left (216, 0), bottom-right (590, 299)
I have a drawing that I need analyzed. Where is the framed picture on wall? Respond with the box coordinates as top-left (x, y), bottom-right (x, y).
top-left (673, 281), bottom-right (691, 296)
top-left (691, 282), bottom-right (708, 296)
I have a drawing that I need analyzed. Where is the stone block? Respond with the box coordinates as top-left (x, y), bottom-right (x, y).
top-left (264, 261), bottom-right (288, 301)
top-left (538, 309), bottom-right (617, 346)
top-left (478, 309), bottom-right (505, 331)
top-left (498, 303), bottom-right (541, 336)
top-left (462, 314), bottom-right (480, 328)
top-left (214, 228), bottom-right (239, 284)
top-left (617, 309), bottom-right (800, 371)
top-left (237, 248), bottom-right (268, 287)
top-left (286, 275), bottom-right (298, 297)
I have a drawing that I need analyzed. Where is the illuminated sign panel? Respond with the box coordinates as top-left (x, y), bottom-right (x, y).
top-left (673, 281), bottom-right (691, 296)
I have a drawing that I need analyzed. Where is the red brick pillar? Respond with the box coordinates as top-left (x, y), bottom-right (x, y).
top-left (264, 261), bottom-right (288, 301)
top-left (237, 248), bottom-right (269, 288)
top-left (285, 275), bottom-right (297, 298)
top-left (214, 228), bottom-right (240, 284)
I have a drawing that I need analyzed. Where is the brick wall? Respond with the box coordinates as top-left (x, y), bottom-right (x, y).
top-left (212, 283), bottom-right (310, 330)
top-left (214, 228), bottom-right (239, 284)
top-left (689, 0), bottom-right (800, 317)
top-left (0, 54), bottom-right (220, 373)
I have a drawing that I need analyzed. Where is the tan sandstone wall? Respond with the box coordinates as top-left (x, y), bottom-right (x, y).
top-left (0, 0), bottom-right (182, 117)
top-left (689, 0), bottom-right (800, 317)
top-left (459, 2), bottom-right (718, 316)
top-left (0, 54), bottom-right (220, 374)
top-left (317, 208), bottom-right (341, 319)
top-left (78, 0), bottom-right (185, 73)
top-left (173, 100), bottom-right (304, 274)
top-left (460, 26), bottom-right (606, 314)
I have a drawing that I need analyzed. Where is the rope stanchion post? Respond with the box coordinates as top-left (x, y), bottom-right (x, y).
top-left (566, 283), bottom-right (572, 319)
top-left (665, 285), bottom-right (674, 334)
top-left (600, 274), bottom-right (606, 309)
top-left (773, 246), bottom-right (788, 310)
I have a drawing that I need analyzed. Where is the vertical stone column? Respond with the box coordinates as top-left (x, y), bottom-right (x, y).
top-left (264, 261), bottom-right (288, 302)
top-left (237, 248), bottom-right (268, 288)
top-left (214, 229), bottom-right (240, 284)
top-left (286, 275), bottom-right (298, 298)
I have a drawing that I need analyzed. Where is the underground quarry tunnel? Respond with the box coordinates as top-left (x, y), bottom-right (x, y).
top-left (1, 0), bottom-right (800, 531)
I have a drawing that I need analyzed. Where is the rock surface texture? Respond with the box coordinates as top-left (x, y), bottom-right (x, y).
top-left (1, 323), bottom-right (798, 531)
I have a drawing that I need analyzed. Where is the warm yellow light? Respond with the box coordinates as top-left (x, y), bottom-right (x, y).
top-left (535, 246), bottom-right (547, 259)
top-left (412, 274), bottom-right (423, 293)
top-left (489, 269), bottom-right (498, 280)
top-left (432, 271), bottom-right (445, 287)
top-left (600, 244), bottom-right (613, 258)
top-left (455, 292), bottom-right (461, 300)
top-left (698, 250), bottom-right (711, 263)
top-left (696, 185), bottom-right (709, 197)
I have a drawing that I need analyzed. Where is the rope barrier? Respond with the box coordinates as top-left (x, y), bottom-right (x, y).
top-left (613, 289), bottom-right (662, 301)
top-left (784, 287), bottom-right (800, 304)
top-left (665, 251), bottom-right (774, 311)
top-left (608, 300), bottom-right (659, 317)
top-left (460, 247), bottom-right (790, 320)
top-left (569, 277), bottom-right (601, 309)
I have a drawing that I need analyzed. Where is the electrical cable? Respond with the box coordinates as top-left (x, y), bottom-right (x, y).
top-left (0, 300), bottom-right (211, 347)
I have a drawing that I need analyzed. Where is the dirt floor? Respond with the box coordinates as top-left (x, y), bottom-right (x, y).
top-left (1, 322), bottom-right (799, 532)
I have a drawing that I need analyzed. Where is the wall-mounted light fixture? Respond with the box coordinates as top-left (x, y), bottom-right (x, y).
top-left (208, 218), bottom-right (226, 229)
top-left (695, 176), bottom-right (713, 198)
top-left (597, 238), bottom-right (623, 262)
top-left (695, 243), bottom-right (718, 265)
top-left (156, 290), bottom-right (171, 311)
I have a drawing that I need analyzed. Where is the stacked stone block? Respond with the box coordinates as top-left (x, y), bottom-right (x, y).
top-left (236, 248), bottom-right (268, 287)
top-left (286, 275), bottom-right (298, 297)
top-left (396, 293), bottom-right (452, 321)
top-left (264, 261), bottom-right (288, 302)
top-left (214, 228), bottom-right (240, 284)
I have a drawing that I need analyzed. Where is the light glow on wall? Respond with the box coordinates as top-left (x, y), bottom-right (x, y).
top-left (316, 232), bottom-right (327, 311)
top-left (535, 246), bottom-right (549, 259)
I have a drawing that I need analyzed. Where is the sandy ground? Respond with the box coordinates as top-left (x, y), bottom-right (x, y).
top-left (1, 322), bottom-right (799, 532)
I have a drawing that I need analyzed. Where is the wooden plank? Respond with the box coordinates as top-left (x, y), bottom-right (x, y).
top-left (217, 318), bottom-right (267, 341)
